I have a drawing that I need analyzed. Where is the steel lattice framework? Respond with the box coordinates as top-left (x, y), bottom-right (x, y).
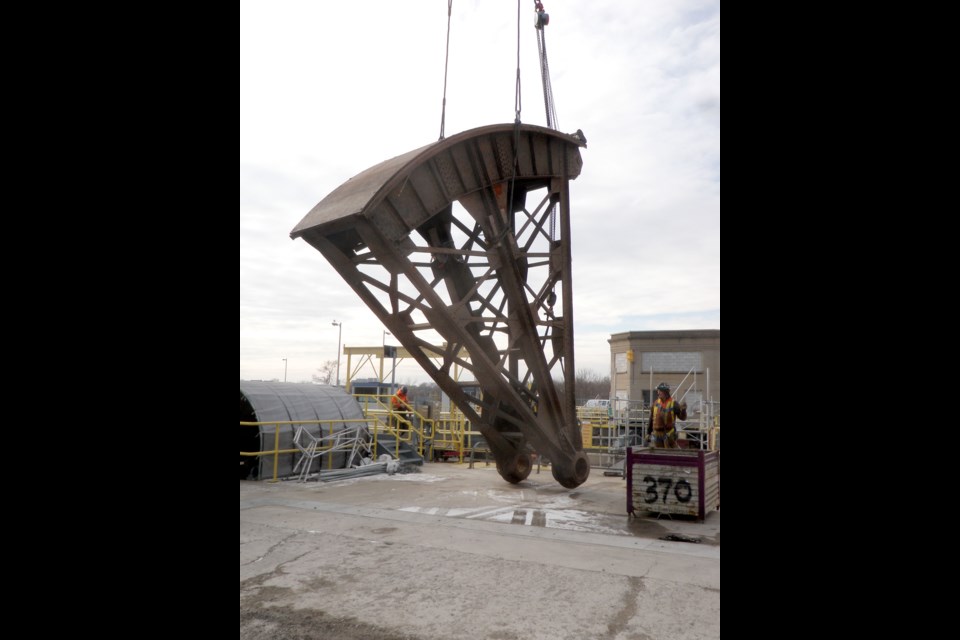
top-left (291, 124), bottom-right (589, 488)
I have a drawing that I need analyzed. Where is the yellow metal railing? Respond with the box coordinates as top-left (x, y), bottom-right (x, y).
top-left (353, 394), bottom-right (437, 460)
top-left (428, 415), bottom-right (473, 461)
top-left (576, 406), bottom-right (612, 426)
top-left (242, 404), bottom-right (721, 483)
top-left (354, 394), bottom-right (477, 462)
top-left (239, 418), bottom-right (373, 482)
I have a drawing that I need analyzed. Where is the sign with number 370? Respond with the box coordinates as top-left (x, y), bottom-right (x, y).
top-left (641, 475), bottom-right (693, 504)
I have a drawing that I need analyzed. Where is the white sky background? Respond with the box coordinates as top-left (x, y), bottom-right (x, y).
top-left (240, 0), bottom-right (720, 385)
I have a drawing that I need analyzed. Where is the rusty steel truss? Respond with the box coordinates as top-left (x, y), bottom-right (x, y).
top-left (291, 124), bottom-right (589, 488)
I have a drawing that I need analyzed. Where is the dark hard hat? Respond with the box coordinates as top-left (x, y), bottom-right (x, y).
top-left (400, 386), bottom-right (408, 393)
top-left (656, 382), bottom-right (671, 392)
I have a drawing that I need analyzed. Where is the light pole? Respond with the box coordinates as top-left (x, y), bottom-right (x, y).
top-left (382, 330), bottom-right (391, 396)
top-left (282, 358), bottom-right (287, 382)
top-left (331, 321), bottom-right (342, 387)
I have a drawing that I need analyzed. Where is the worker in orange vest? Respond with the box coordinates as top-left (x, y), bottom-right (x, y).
top-left (391, 386), bottom-right (412, 430)
top-left (649, 382), bottom-right (687, 448)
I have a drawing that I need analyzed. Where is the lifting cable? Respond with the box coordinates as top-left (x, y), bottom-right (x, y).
top-left (534, 1), bottom-right (559, 131)
top-left (504, 0), bottom-right (523, 251)
top-left (438, 0), bottom-right (454, 141)
top-left (453, 2), bottom-right (560, 250)
top-left (505, 1), bottom-right (563, 246)
top-left (533, 1), bottom-right (559, 241)
top-left (513, 0), bottom-right (523, 126)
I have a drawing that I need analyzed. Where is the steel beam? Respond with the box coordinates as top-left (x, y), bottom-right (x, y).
top-left (292, 124), bottom-right (589, 488)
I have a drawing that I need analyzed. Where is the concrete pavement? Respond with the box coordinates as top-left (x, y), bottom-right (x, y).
top-left (240, 461), bottom-right (720, 640)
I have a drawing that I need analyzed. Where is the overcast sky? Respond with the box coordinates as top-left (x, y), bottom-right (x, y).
top-left (240, 0), bottom-right (720, 385)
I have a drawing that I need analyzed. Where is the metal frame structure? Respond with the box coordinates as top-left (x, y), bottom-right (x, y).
top-left (292, 124), bottom-right (589, 488)
top-left (291, 423), bottom-right (372, 483)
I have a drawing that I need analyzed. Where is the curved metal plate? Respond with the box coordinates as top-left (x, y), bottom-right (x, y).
top-left (292, 123), bottom-right (583, 243)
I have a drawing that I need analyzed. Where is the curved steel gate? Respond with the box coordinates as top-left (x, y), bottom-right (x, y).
top-left (291, 123), bottom-right (589, 488)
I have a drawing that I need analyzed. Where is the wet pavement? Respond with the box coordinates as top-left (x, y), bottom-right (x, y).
top-left (240, 461), bottom-right (720, 640)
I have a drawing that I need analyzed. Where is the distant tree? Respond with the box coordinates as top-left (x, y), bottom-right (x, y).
top-left (554, 369), bottom-right (612, 406)
top-left (404, 381), bottom-right (441, 416)
top-left (312, 360), bottom-right (338, 385)
top-left (411, 381), bottom-right (441, 403)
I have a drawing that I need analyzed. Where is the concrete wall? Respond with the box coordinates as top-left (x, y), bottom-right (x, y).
top-left (608, 330), bottom-right (720, 407)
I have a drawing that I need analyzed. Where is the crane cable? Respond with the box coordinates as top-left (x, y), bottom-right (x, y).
top-left (439, 2), bottom-right (558, 138)
top-left (502, 0), bottom-right (523, 251)
top-left (533, 2), bottom-right (559, 242)
top-left (534, 1), bottom-right (559, 131)
top-left (506, 1), bottom-right (562, 245)
top-left (438, 0), bottom-right (453, 141)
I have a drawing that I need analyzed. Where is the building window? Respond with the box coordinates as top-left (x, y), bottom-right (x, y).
top-left (615, 352), bottom-right (628, 373)
top-left (640, 352), bottom-right (703, 373)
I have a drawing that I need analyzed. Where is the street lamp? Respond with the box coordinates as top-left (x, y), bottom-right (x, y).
top-left (382, 330), bottom-right (391, 396)
top-left (381, 331), bottom-right (398, 393)
top-left (331, 321), bottom-right (342, 387)
top-left (282, 358), bottom-right (288, 382)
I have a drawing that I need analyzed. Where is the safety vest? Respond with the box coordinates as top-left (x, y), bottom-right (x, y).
top-left (652, 397), bottom-right (680, 430)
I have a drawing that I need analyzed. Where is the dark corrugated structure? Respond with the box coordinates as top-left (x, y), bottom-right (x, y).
top-left (239, 381), bottom-right (366, 480)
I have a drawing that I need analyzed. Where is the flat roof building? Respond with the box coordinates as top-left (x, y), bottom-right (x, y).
top-left (608, 330), bottom-right (720, 411)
